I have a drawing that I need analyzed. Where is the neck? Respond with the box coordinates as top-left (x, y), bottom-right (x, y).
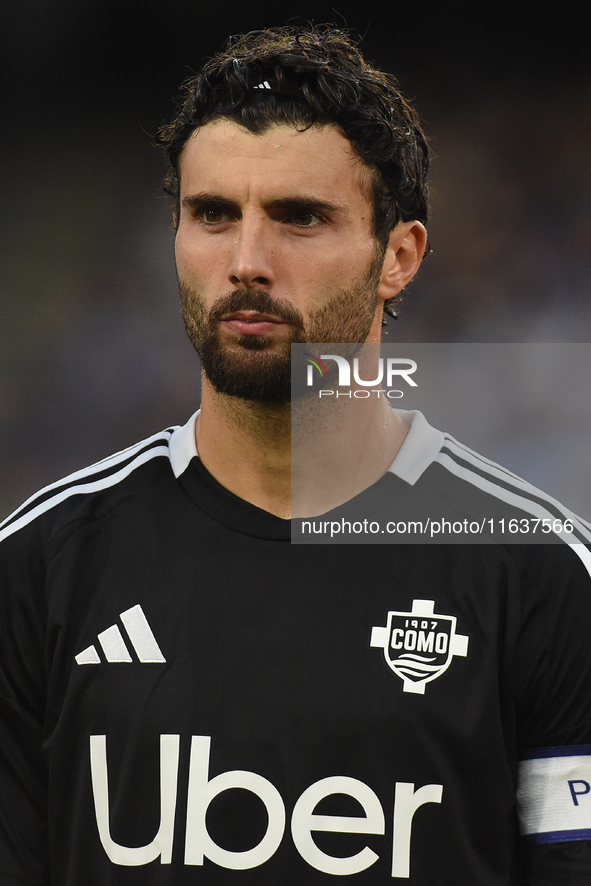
top-left (195, 374), bottom-right (409, 520)
top-left (196, 380), bottom-right (293, 519)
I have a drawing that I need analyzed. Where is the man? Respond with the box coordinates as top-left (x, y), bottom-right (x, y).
top-left (1, 25), bottom-right (590, 885)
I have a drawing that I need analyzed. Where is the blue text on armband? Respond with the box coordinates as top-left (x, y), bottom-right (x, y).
top-left (517, 745), bottom-right (591, 845)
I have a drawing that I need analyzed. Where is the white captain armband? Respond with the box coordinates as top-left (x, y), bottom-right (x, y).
top-left (517, 745), bottom-right (591, 844)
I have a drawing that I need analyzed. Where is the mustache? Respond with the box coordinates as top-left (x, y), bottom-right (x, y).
top-left (208, 289), bottom-right (305, 329)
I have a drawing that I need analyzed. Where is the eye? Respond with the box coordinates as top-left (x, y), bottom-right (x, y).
top-left (201, 207), bottom-right (226, 224)
top-left (292, 212), bottom-right (322, 227)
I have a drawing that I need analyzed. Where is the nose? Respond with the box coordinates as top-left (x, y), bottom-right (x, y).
top-left (227, 215), bottom-right (275, 290)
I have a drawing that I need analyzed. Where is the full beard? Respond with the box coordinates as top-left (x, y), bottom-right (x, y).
top-left (178, 249), bottom-right (384, 403)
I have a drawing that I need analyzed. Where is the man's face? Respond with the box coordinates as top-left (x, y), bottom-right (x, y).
top-left (174, 120), bottom-right (386, 401)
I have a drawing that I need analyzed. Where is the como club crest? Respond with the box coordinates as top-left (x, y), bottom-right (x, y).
top-left (370, 599), bottom-right (469, 694)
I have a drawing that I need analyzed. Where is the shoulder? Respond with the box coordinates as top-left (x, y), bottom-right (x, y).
top-left (0, 414), bottom-right (199, 551)
top-left (390, 410), bottom-right (591, 557)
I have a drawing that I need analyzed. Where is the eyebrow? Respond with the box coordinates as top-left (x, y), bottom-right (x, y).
top-left (265, 197), bottom-right (345, 215)
top-left (181, 193), bottom-right (238, 211)
top-left (181, 192), bottom-right (346, 215)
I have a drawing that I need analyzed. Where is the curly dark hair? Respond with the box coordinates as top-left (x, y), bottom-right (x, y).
top-left (156, 26), bottom-right (430, 252)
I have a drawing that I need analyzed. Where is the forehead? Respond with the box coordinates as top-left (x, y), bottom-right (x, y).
top-left (178, 119), bottom-right (373, 206)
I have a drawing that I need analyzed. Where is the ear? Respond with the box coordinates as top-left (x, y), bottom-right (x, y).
top-left (377, 221), bottom-right (428, 303)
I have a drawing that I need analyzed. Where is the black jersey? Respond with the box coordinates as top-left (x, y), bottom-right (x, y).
top-left (1, 410), bottom-right (591, 885)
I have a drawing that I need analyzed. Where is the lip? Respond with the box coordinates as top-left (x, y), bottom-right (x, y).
top-left (220, 311), bottom-right (288, 336)
top-left (222, 311), bottom-right (284, 323)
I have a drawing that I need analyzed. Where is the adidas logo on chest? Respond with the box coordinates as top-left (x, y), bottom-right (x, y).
top-left (75, 604), bottom-right (166, 665)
